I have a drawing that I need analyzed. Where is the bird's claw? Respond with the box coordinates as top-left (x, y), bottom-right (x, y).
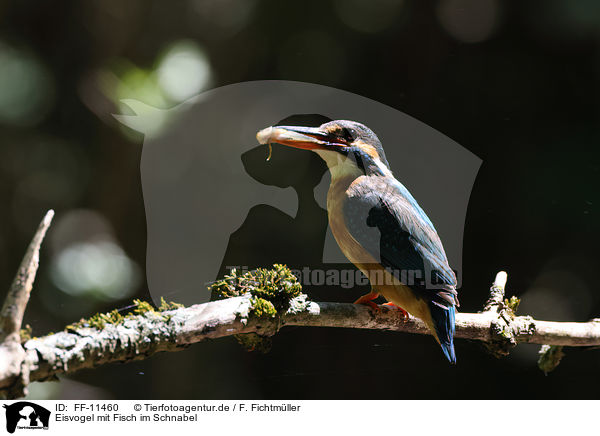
top-left (353, 298), bottom-right (409, 320)
top-left (383, 302), bottom-right (409, 320)
top-left (353, 291), bottom-right (381, 311)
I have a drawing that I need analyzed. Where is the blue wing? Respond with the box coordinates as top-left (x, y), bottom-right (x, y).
top-left (344, 176), bottom-right (458, 305)
top-left (344, 176), bottom-right (458, 362)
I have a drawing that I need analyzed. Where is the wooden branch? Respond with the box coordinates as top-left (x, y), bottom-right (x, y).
top-left (2, 211), bottom-right (600, 398)
top-left (0, 276), bottom-right (596, 395)
top-left (0, 210), bottom-right (54, 343)
top-left (0, 210), bottom-right (54, 398)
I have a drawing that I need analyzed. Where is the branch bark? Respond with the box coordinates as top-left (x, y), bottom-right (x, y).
top-left (0, 210), bottom-right (54, 343)
top-left (3, 279), bottom-right (600, 395)
top-left (0, 210), bottom-right (54, 398)
top-left (2, 210), bottom-right (600, 398)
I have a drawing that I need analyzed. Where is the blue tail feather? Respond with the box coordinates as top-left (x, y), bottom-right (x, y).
top-left (428, 302), bottom-right (456, 364)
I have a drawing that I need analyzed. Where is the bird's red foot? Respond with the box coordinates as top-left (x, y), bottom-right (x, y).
top-left (383, 302), bottom-right (409, 319)
top-left (354, 291), bottom-right (380, 311)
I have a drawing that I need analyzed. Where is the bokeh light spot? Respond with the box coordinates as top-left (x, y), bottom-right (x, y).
top-left (519, 269), bottom-right (592, 322)
top-left (190, 0), bottom-right (256, 36)
top-left (436, 0), bottom-right (501, 43)
top-left (157, 40), bottom-right (212, 102)
top-left (49, 210), bottom-right (141, 302)
top-left (51, 240), bottom-right (141, 301)
top-left (0, 42), bottom-right (54, 126)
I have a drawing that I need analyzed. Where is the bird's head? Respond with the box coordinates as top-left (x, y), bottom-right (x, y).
top-left (257, 120), bottom-right (390, 178)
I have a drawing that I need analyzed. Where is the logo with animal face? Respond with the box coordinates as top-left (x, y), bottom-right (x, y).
top-left (3, 402), bottom-right (50, 433)
top-left (115, 81), bottom-right (480, 305)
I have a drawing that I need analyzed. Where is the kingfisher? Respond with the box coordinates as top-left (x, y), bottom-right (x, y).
top-left (256, 120), bottom-right (459, 363)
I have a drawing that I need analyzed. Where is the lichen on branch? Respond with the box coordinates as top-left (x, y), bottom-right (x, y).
top-left (209, 264), bottom-right (303, 351)
top-left (65, 298), bottom-right (183, 331)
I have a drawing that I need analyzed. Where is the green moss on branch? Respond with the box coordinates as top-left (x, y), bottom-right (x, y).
top-left (64, 298), bottom-right (183, 332)
top-left (209, 264), bottom-right (303, 352)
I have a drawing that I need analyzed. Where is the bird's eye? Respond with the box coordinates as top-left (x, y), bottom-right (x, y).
top-left (340, 128), bottom-right (354, 142)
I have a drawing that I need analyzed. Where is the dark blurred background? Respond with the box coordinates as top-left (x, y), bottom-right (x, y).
top-left (1, 0), bottom-right (599, 399)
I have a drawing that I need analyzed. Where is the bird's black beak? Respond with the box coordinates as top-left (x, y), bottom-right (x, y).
top-left (256, 125), bottom-right (349, 151)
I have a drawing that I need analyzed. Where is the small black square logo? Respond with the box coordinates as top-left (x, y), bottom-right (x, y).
top-left (3, 402), bottom-right (50, 433)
